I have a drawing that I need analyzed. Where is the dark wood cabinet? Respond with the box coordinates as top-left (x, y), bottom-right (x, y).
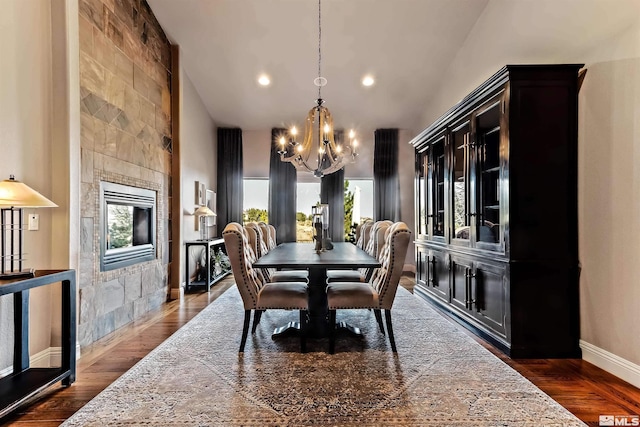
top-left (411, 64), bottom-right (582, 358)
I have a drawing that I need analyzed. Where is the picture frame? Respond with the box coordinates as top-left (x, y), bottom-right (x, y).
top-left (195, 181), bottom-right (206, 206)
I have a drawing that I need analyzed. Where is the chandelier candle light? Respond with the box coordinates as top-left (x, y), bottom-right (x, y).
top-left (278, 0), bottom-right (358, 178)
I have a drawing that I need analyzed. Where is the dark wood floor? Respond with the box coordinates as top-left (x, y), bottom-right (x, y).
top-left (3, 276), bottom-right (640, 427)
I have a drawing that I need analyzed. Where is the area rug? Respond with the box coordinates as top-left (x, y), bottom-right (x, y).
top-left (62, 283), bottom-right (586, 426)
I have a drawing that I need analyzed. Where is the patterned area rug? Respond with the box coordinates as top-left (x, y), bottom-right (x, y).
top-left (62, 284), bottom-right (586, 426)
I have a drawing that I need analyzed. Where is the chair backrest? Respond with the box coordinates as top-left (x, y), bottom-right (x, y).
top-left (356, 220), bottom-right (373, 249)
top-left (257, 222), bottom-right (275, 251)
top-left (373, 220), bottom-right (394, 259)
top-left (365, 220), bottom-right (393, 258)
top-left (244, 222), bottom-right (269, 258)
top-left (223, 222), bottom-right (265, 310)
top-left (371, 222), bottom-right (411, 309)
top-left (266, 224), bottom-right (277, 249)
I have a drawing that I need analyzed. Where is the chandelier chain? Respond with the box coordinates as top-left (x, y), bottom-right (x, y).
top-left (317, 0), bottom-right (322, 100)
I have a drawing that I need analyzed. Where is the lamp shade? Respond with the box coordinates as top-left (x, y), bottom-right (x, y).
top-left (0, 176), bottom-right (57, 208)
top-left (194, 206), bottom-right (215, 217)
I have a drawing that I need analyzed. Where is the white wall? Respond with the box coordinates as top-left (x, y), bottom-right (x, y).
top-left (416, 0), bottom-right (640, 384)
top-left (578, 21), bottom-right (640, 375)
top-left (179, 69), bottom-right (218, 288)
top-left (0, 0), bottom-right (67, 369)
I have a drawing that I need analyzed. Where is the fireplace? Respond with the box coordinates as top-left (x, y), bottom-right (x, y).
top-left (100, 181), bottom-right (156, 271)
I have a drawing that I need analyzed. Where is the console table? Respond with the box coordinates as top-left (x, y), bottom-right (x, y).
top-left (184, 239), bottom-right (230, 292)
top-left (0, 269), bottom-right (76, 420)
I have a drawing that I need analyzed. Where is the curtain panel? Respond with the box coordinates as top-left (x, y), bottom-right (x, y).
top-left (269, 128), bottom-right (297, 243)
top-left (216, 128), bottom-right (244, 229)
top-left (321, 168), bottom-right (345, 242)
top-left (373, 128), bottom-right (400, 222)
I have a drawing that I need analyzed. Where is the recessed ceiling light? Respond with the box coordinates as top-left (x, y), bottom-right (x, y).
top-left (258, 75), bottom-right (271, 86)
top-left (362, 75), bottom-right (375, 87)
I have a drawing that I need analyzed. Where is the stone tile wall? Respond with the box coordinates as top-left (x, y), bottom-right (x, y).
top-left (78, 0), bottom-right (172, 348)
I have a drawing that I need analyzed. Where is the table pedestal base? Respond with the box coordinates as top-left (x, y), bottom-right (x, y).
top-left (272, 321), bottom-right (300, 337)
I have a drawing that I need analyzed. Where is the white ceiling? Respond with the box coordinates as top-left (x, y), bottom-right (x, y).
top-left (147, 0), bottom-right (640, 134)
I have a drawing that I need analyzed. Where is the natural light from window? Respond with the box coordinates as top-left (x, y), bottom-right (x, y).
top-left (243, 178), bottom-right (374, 242)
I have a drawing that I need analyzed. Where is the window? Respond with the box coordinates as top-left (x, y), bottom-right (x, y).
top-left (346, 179), bottom-right (373, 225)
top-left (296, 182), bottom-right (320, 242)
top-left (242, 179), bottom-right (269, 223)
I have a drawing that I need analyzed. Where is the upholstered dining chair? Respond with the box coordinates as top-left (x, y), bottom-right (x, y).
top-left (223, 222), bottom-right (309, 353)
top-left (326, 220), bottom-right (393, 283)
top-left (355, 220), bottom-right (374, 249)
top-left (326, 222), bottom-right (411, 353)
top-left (244, 222), bottom-right (308, 283)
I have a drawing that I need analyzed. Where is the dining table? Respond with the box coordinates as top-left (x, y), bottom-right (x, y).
top-left (253, 242), bottom-right (381, 338)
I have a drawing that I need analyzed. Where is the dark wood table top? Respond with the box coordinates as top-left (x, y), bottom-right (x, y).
top-left (254, 242), bottom-right (380, 270)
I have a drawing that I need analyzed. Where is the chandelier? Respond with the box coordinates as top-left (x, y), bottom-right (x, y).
top-left (278, 0), bottom-right (358, 178)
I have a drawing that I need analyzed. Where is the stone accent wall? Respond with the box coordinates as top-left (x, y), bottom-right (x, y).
top-left (78, 0), bottom-right (172, 348)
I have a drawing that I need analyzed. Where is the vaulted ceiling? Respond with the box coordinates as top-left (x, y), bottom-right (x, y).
top-left (147, 0), bottom-right (640, 134)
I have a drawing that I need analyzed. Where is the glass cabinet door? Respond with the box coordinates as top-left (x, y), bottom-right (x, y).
top-left (451, 121), bottom-right (471, 243)
top-left (474, 98), bottom-right (502, 246)
top-left (415, 151), bottom-right (427, 239)
top-left (427, 135), bottom-right (446, 240)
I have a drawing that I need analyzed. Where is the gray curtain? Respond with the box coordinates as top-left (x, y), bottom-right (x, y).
top-left (216, 128), bottom-right (244, 229)
top-left (269, 128), bottom-right (297, 243)
top-left (374, 128), bottom-right (400, 221)
top-left (321, 168), bottom-right (345, 242)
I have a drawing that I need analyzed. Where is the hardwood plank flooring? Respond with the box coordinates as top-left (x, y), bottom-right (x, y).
top-left (2, 276), bottom-right (639, 427)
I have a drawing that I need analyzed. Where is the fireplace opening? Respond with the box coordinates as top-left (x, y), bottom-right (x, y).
top-left (100, 181), bottom-right (156, 271)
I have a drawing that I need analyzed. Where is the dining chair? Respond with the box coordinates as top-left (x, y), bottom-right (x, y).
top-left (326, 222), bottom-right (411, 353)
top-left (258, 222), bottom-right (277, 250)
top-left (244, 222), bottom-right (308, 283)
top-left (326, 220), bottom-right (392, 283)
top-left (223, 222), bottom-right (309, 353)
top-left (355, 220), bottom-right (374, 249)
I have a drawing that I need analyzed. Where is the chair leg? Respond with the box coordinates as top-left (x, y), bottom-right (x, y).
top-left (374, 309), bottom-right (385, 335)
top-left (239, 310), bottom-right (251, 352)
top-left (251, 309), bottom-right (264, 333)
top-left (384, 310), bottom-right (397, 352)
top-left (300, 310), bottom-right (307, 353)
top-left (328, 310), bottom-right (337, 354)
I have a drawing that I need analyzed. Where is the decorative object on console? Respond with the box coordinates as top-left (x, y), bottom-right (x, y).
top-left (311, 204), bottom-right (332, 251)
top-left (277, 0), bottom-right (357, 178)
top-left (0, 175), bottom-right (57, 279)
top-left (194, 205), bottom-right (216, 240)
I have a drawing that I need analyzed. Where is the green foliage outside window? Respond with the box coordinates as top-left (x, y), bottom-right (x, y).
top-left (344, 180), bottom-right (354, 240)
top-left (108, 204), bottom-right (133, 249)
top-left (243, 208), bottom-right (268, 223)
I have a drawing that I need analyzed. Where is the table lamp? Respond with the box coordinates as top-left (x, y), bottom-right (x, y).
top-left (0, 175), bottom-right (57, 279)
top-left (194, 205), bottom-right (216, 240)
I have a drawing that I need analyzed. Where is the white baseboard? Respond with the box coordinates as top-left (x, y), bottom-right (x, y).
top-left (0, 346), bottom-right (62, 378)
top-left (580, 340), bottom-right (640, 389)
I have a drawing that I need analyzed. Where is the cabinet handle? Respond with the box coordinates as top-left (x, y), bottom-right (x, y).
top-left (465, 270), bottom-right (476, 309)
top-left (428, 256), bottom-right (437, 287)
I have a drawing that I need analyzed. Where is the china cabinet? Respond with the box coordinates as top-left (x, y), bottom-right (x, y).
top-left (412, 64), bottom-right (583, 358)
